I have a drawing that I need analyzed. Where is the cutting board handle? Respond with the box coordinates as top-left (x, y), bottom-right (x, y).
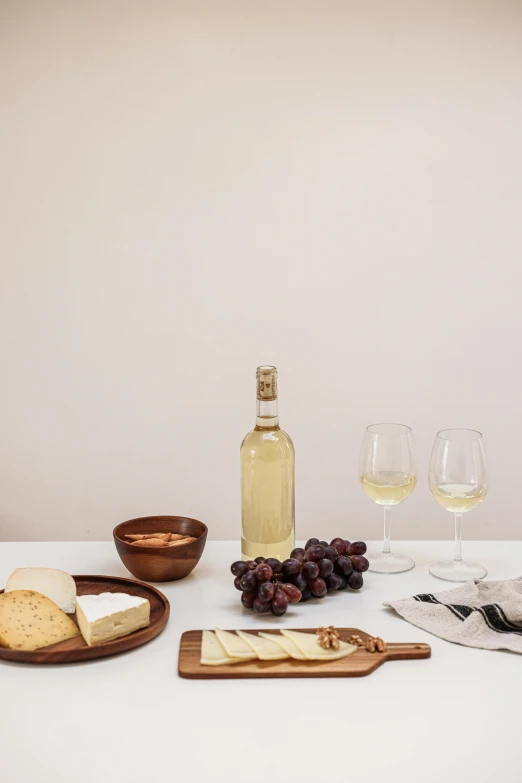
top-left (384, 642), bottom-right (431, 661)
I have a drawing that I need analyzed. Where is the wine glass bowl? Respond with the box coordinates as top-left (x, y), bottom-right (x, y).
top-left (429, 429), bottom-right (487, 582)
top-left (359, 423), bottom-right (416, 574)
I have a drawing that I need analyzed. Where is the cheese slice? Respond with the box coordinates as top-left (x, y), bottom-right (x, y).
top-left (0, 590), bottom-right (81, 651)
top-left (5, 568), bottom-right (76, 613)
top-left (75, 593), bottom-right (150, 646)
top-left (214, 628), bottom-right (258, 660)
top-left (259, 632), bottom-right (307, 661)
top-left (201, 630), bottom-right (245, 666)
top-left (281, 630), bottom-right (357, 661)
top-left (236, 630), bottom-right (290, 661)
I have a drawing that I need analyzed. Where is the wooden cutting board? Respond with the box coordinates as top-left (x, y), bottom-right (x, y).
top-left (178, 628), bottom-right (431, 679)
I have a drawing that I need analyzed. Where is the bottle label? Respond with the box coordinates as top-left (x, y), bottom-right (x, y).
top-left (257, 371), bottom-right (277, 401)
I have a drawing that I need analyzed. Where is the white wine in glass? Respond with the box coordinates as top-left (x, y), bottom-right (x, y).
top-left (429, 429), bottom-right (487, 581)
top-left (359, 424), bottom-right (416, 574)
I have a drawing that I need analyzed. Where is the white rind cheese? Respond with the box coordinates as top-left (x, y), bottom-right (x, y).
top-left (201, 630), bottom-right (245, 666)
top-left (237, 630), bottom-right (290, 660)
top-left (5, 568), bottom-right (77, 613)
top-left (280, 630), bottom-right (356, 661)
top-left (76, 593), bottom-right (150, 646)
top-left (214, 628), bottom-right (258, 660)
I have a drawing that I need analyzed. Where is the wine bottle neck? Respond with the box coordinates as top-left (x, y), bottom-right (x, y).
top-left (256, 399), bottom-right (279, 430)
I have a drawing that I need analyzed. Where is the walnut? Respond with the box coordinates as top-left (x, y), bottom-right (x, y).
top-left (347, 634), bottom-right (365, 647)
top-left (365, 636), bottom-right (387, 653)
top-left (316, 626), bottom-right (340, 649)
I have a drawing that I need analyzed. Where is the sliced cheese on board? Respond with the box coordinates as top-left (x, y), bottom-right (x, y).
top-left (5, 568), bottom-right (76, 613)
top-left (259, 632), bottom-right (307, 661)
top-left (236, 630), bottom-right (290, 661)
top-left (201, 630), bottom-right (245, 666)
top-left (281, 630), bottom-right (357, 661)
top-left (214, 628), bottom-right (258, 660)
top-left (0, 590), bottom-right (81, 651)
top-left (76, 593), bottom-right (150, 646)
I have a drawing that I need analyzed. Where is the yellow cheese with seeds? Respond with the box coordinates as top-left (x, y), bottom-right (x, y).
top-left (0, 590), bottom-right (81, 651)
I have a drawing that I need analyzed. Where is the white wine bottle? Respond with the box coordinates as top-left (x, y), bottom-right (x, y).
top-left (240, 366), bottom-right (295, 561)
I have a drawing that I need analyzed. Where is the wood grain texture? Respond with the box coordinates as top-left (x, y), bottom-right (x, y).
top-left (113, 515), bottom-right (207, 582)
top-left (0, 575), bottom-right (170, 664)
top-left (178, 628), bottom-right (431, 679)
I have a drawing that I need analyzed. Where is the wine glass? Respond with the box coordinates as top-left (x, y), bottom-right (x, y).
top-left (359, 423), bottom-right (417, 574)
top-left (429, 429), bottom-right (487, 581)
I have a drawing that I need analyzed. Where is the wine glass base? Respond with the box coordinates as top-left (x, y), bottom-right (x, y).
top-left (429, 560), bottom-right (487, 582)
top-left (368, 552), bottom-right (415, 574)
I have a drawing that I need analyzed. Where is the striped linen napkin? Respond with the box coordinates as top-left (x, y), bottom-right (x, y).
top-left (383, 577), bottom-right (522, 653)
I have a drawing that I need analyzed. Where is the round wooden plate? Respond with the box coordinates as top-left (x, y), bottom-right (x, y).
top-left (0, 575), bottom-right (170, 664)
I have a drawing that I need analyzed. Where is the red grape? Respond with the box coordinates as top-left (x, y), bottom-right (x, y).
top-left (324, 546), bottom-right (339, 562)
top-left (271, 590), bottom-right (289, 616)
top-left (344, 540), bottom-right (351, 552)
top-left (254, 563), bottom-right (273, 582)
top-left (350, 555), bottom-right (369, 572)
top-left (319, 540), bottom-right (329, 548)
top-left (281, 583), bottom-right (302, 603)
top-left (305, 538), bottom-right (320, 549)
top-left (336, 555), bottom-right (354, 576)
top-left (305, 545), bottom-right (325, 562)
top-left (231, 561), bottom-right (250, 577)
top-left (293, 572), bottom-right (308, 591)
top-left (290, 547), bottom-right (306, 562)
top-left (241, 589), bottom-right (257, 608)
top-left (239, 570), bottom-right (257, 591)
top-left (234, 575), bottom-right (243, 591)
top-left (348, 541), bottom-right (367, 556)
top-left (326, 574), bottom-right (343, 592)
top-left (300, 586), bottom-right (312, 602)
top-left (265, 558), bottom-right (282, 573)
top-left (258, 581), bottom-right (276, 601)
top-left (246, 560), bottom-right (257, 570)
top-left (318, 558), bottom-right (334, 578)
top-left (254, 556), bottom-right (266, 564)
top-left (347, 571), bottom-right (363, 590)
top-left (302, 561), bottom-right (319, 580)
top-left (253, 597), bottom-right (272, 613)
top-left (337, 574), bottom-right (348, 590)
top-left (282, 558), bottom-right (301, 576)
top-left (309, 577), bottom-right (327, 597)
top-left (330, 537), bottom-right (346, 556)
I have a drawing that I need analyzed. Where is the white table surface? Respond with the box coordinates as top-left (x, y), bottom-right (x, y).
top-left (1, 540), bottom-right (520, 783)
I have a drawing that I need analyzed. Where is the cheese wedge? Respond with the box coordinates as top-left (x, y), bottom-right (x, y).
top-left (5, 568), bottom-right (76, 613)
top-left (214, 628), bottom-right (258, 660)
top-left (201, 630), bottom-right (245, 666)
top-left (0, 590), bottom-right (81, 651)
top-left (259, 632), bottom-right (307, 661)
top-left (281, 630), bottom-right (357, 661)
top-left (236, 630), bottom-right (290, 661)
top-left (76, 593), bottom-right (150, 646)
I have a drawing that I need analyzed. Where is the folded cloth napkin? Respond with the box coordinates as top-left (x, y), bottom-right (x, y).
top-left (383, 577), bottom-right (522, 653)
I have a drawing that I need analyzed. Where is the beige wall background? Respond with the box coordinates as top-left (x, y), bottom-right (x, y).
top-left (1, 1), bottom-right (521, 542)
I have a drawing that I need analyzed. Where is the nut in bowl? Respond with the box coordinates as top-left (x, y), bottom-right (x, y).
top-left (113, 516), bottom-right (208, 582)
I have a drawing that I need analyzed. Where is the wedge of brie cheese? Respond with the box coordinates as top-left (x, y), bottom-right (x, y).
top-left (5, 568), bottom-right (77, 613)
top-left (201, 630), bottom-right (245, 666)
top-left (280, 630), bottom-right (356, 661)
top-left (237, 630), bottom-right (290, 660)
top-left (75, 593), bottom-right (150, 646)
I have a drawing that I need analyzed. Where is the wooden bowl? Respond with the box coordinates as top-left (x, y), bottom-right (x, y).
top-left (113, 515), bottom-right (208, 582)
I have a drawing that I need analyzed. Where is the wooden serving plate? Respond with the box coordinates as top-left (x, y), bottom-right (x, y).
top-left (178, 628), bottom-right (431, 679)
top-left (0, 575), bottom-right (170, 664)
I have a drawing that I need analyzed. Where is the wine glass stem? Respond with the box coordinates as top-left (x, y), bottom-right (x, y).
top-left (382, 506), bottom-right (392, 556)
top-left (453, 513), bottom-right (463, 564)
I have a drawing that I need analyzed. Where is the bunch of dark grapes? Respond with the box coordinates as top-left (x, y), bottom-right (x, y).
top-left (230, 538), bottom-right (368, 617)
top-left (230, 558), bottom-right (301, 616)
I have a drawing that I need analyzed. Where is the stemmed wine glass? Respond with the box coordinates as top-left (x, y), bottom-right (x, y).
top-left (359, 423), bottom-right (417, 574)
top-left (429, 429), bottom-right (488, 581)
